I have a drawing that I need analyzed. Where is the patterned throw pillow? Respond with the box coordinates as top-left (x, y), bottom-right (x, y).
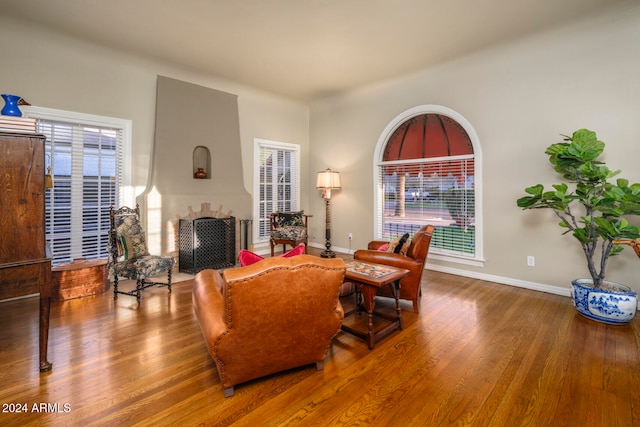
top-left (277, 211), bottom-right (305, 227)
top-left (387, 233), bottom-right (410, 255)
top-left (113, 214), bottom-right (146, 260)
top-left (120, 232), bottom-right (149, 260)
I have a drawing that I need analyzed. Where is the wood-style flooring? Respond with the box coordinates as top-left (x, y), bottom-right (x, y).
top-left (1, 253), bottom-right (639, 426)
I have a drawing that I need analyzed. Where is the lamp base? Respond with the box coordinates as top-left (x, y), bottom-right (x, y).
top-left (320, 250), bottom-right (336, 258)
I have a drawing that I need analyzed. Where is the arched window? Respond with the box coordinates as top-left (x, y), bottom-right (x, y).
top-left (374, 105), bottom-right (483, 265)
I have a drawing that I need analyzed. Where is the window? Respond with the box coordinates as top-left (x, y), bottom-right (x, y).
top-left (375, 105), bottom-right (483, 266)
top-left (29, 106), bottom-right (131, 266)
top-left (253, 139), bottom-right (300, 241)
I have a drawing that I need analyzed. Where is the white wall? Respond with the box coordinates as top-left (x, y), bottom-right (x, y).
top-left (2, 3), bottom-right (639, 296)
top-left (0, 16), bottom-right (310, 255)
top-left (309, 2), bottom-right (640, 295)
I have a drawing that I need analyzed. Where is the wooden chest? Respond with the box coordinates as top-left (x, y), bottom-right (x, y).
top-left (51, 259), bottom-right (109, 301)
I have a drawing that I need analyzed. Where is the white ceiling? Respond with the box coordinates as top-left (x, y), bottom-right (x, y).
top-left (1, 0), bottom-right (626, 101)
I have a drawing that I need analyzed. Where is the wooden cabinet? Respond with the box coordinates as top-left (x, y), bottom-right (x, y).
top-left (0, 131), bottom-right (52, 372)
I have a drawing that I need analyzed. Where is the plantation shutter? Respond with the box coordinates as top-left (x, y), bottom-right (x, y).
top-left (37, 119), bottom-right (123, 265)
top-left (255, 140), bottom-right (300, 240)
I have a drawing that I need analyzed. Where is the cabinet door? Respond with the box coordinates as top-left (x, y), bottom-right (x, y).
top-left (0, 133), bottom-right (46, 264)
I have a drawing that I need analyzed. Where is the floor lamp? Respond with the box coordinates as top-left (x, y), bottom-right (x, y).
top-left (316, 168), bottom-right (341, 258)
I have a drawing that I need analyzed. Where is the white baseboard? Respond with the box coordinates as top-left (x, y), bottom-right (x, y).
top-left (424, 263), bottom-right (571, 298)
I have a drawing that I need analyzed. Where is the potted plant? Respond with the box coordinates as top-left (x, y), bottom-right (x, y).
top-left (517, 128), bottom-right (640, 324)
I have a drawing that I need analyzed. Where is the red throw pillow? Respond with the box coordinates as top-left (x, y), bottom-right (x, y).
top-left (238, 244), bottom-right (305, 267)
top-left (281, 243), bottom-right (305, 258)
top-left (238, 250), bottom-right (264, 267)
top-left (377, 243), bottom-right (389, 251)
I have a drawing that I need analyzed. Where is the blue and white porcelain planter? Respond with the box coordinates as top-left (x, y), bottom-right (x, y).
top-left (570, 279), bottom-right (638, 325)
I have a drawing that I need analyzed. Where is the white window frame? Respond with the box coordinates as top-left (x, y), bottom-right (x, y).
top-left (373, 105), bottom-right (484, 267)
top-left (26, 106), bottom-right (132, 265)
top-left (253, 138), bottom-right (301, 244)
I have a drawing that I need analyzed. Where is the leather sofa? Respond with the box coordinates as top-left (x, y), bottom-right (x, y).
top-left (192, 255), bottom-right (346, 397)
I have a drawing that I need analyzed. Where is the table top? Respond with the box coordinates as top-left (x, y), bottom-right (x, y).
top-left (344, 260), bottom-right (409, 288)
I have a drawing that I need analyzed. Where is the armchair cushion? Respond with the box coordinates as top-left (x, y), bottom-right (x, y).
top-left (271, 225), bottom-right (307, 241)
top-left (109, 254), bottom-right (175, 280)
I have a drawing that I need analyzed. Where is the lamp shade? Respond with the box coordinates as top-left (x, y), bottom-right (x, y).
top-left (316, 168), bottom-right (341, 189)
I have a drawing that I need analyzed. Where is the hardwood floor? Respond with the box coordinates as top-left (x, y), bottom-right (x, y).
top-left (1, 255), bottom-right (639, 426)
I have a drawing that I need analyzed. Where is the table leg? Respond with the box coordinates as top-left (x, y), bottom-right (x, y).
top-left (361, 286), bottom-right (377, 349)
top-left (39, 264), bottom-right (52, 372)
top-left (391, 280), bottom-right (403, 330)
top-left (39, 295), bottom-right (52, 372)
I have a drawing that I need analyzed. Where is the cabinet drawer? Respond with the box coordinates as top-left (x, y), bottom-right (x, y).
top-left (0, 263), bottom-right (44, 299)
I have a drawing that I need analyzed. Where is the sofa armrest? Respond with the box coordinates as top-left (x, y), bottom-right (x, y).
top-left (193, 269), bottom-right (228, 358)
top-left (367, 240), bottom-right (388, 250)
top-left (354, 249), bottom-right (421, 273)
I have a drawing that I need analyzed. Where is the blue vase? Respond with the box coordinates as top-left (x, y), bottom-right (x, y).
top-left (1, 94), bottom-right (22, 117)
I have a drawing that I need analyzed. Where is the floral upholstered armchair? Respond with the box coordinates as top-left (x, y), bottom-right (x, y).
top-left (108, 205), bottom-right (175, 303)
top-left (269, 211), bottom-right (311, 256)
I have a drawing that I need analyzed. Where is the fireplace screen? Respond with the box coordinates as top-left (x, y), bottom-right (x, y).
top-left (179, 217), bottom-right (236, 273)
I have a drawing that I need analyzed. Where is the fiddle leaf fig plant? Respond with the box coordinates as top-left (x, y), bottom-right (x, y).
top-left (517, 129), bottom-right (640, 287)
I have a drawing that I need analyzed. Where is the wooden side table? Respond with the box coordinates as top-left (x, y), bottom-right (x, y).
top-left (340, 260), bottom-right (410, 349)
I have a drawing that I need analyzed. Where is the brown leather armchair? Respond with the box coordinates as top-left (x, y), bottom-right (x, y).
top-left (192, 255), bottom-right (346, 397)
top-left (353, 225), bottom-right (434, 313)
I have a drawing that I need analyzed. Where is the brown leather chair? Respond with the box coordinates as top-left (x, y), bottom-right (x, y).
top-left (192, 255), bottom-right (345, 397)
top-left (269, 211), bottom-right (312, 256)
top-left (353, 225), bottom-right (434, 313)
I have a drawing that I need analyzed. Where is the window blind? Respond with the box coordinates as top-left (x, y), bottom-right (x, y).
top-left (255, 140), bottom-right (300, 240)
top-left (378, 154), bottom-right (475, 257)
top-left (37, 119), bottom-right (123, 265)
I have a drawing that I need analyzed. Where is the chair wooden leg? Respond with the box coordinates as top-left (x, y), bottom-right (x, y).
top-left (270, 241), bottom-right (275, 257)
top-left (167, 269), bottom-right (172, 293)
top-left (136, 278), bottom-right (143, 304)
top-left (113, 276), bottom-right (119, 299)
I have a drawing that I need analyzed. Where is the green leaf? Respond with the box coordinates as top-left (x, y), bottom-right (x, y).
top-left (611, 246), bottom-right (624, 256)
top-left (517, 196), bottom-right (538, 208)
top-left (551, 183), bottom-right (568, 193)
top-left (525, 184), bottom-right (544, 196)
top-left (572, 228), bottom-right (590, 244)
top-left (570, 128), bottom-right (604, 161)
